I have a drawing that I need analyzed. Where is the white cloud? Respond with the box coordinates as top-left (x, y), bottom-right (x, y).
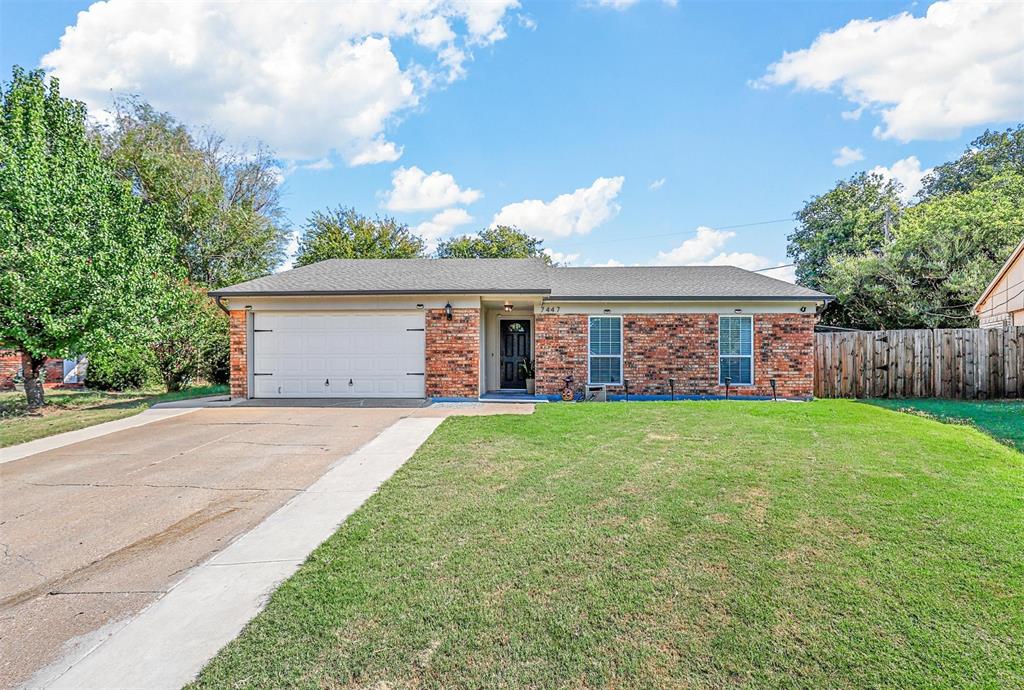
top-left (589, 0), bottom-right (677, 9)
top-left (491, 176), bottom-right (624, 238)
top-left (756, 0), bottom-right (1024, 141)
top-left (870, 155), bottom-right (933, 202)
top-left (517, 14), bottom-right (537, 30)
top-left (652, 226), bottom-right (795, 282)
top-left (42, 0), bottom-right (519, 165)
top-left (654, 226), bottom-right (736, 265)
top-left (542, 248), bottom-right (580, 265)
top-left (414, 208), bottom-right (475, 249)
top-left (590, 259), bottom-right (625, 267)
top-left (302, 158), bottom-right (335, 172)
top-left (383, 166), bottom-right (482, 212)
top-left (832, 146), bottom-right (864, 167)
top-left (649, 177), bottom-right (666, 190)
top-left (277, 230), bottom-right (301, 272)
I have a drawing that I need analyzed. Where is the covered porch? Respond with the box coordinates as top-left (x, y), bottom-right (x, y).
top-left (479, 297), bottom-right (542, 396)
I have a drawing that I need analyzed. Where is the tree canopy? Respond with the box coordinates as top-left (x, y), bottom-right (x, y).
top-left (435, 225), bottom-right (552, 263)
top-left (103, 98), bottom-right (288, 288)
top-left (294, 207), bottom-right (425, 266)
top-left (0, 68), bottom-right (173, 406)
top-left (789, 127), bottom-right (1024, 329)
top-left (788, 172), bottom-right (900, 295)
top-left (918, 125), bottom-right (1024, 200)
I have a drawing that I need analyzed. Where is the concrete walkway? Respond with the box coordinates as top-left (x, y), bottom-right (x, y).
top-left (0, 408), bottom-right (200, 466)
top-left (0, 395), bottom-right (238, 466)
top-left (29, 416), bottom-right (445, 690)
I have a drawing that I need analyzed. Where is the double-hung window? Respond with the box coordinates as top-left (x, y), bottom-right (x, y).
top-left (588, 316), bottom-right (622, 385)
top-left (719, 315), bottom-right (753, 385)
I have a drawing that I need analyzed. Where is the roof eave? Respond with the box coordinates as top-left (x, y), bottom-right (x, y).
top-left (973, 237), bottom-right (1024, 314)
top-left (208, 288), bottom-right (553, 298)
top-left (544, 294), bottom-right (833, 302)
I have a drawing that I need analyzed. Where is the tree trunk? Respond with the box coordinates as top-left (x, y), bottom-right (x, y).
top-left (21, 349), bottom-right (46, 410)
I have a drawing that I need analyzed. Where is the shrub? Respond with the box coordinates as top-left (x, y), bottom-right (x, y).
top-left (85, 344), bottom-right (158, 391)
top-left (149, 282), bottom-right (230, 391)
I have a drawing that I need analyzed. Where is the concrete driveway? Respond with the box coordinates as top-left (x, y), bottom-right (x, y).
top-left (0, 404), bottom-right (431, 688)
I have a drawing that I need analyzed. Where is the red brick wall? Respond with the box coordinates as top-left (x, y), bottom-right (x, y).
top-left (229, 310), bottom-right (248, 398)
top-left (426, 308), bottom-right (479, 398)
top-left (0, 349), bottom-right (66, 390)
top-left (0, 349), bottom-right (21, 391)
top-left (535, 312), bottom-right (816, 399)
top-left (535, 313), bottom-right (588, 396)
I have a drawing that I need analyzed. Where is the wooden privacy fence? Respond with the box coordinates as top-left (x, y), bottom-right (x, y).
top-left (814, 326), bottom-right (1024, 399)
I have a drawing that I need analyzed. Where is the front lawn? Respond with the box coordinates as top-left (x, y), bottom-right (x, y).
top-left (867, 398), bottom-right (1024, 452)
top-left (193, 401), bottom-right (1023, 689)
top-left (0, 385), bottom-right (228, 448)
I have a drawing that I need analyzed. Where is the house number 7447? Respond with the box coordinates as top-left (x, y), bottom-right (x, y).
top-left (542, 306), bottom-right (560, 313)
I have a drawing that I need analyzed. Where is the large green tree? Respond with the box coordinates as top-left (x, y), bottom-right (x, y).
top-left (103, 98), bottom-right (288, 288)
top-left (788, 171), bottom-right (901, 294)
top-left (918, 125), bottom-right (1024, 200)
top-left (435, 225), bottom-right (552, 263)
top-left (294, 207), bottom-right (425, 266)
top-left (0, 68), bottom-right (173, 407)
top-left (825, 173), bottom-right (1023, 329)
top-left (791, 126), bottom-right (1024, 329)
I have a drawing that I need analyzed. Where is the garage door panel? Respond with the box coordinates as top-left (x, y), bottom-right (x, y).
top-left (252, 312), bottom-right (426, 398)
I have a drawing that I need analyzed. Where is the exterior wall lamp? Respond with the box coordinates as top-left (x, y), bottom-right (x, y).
top-left (503, 301), bottom-right (513, 313)
top-left (444, 302), bottom-right (453, 320)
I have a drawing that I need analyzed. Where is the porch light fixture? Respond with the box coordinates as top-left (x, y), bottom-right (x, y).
top-left (503, 301), bottom-right (513, 313)
top-left (444, 302), bottom-right (453, 320)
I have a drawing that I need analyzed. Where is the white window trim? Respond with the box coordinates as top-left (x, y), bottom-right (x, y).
top-left (588, 315), bottom-right (623, 386)
top-left (718, 314), bottom-right (754, 386)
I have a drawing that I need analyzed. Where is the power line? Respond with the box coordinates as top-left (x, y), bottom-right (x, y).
top-left (555, 217), bottom-right (794, 248)
top-left (753, 263), bottom-right (793, 273)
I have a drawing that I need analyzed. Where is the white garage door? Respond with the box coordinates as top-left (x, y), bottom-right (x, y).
top-left (251, 312), bottom-right (426, 398)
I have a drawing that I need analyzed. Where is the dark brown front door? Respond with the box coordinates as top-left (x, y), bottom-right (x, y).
top-left (500, 319), bottom-right (531, 389)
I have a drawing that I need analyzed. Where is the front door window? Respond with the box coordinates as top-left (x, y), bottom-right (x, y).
top-left (500, 320), bottom-right (531, 389)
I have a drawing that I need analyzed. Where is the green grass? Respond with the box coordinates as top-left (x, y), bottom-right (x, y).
top-left (192, 401), bottom-right (1023, 689)
top-left (0, 384), bottom-right (228, 448)
top-left (867, 398), bottom-right (1024, 452)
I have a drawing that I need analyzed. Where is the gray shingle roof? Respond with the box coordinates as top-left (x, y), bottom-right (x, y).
top-left (210, 258), bottom-right (830, 301)
top-left (548, 265), bottom-right (828, 300)
top-left (210, 258), bottom-right (551, 295)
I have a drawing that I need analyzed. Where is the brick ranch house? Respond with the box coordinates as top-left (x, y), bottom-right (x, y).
top-left (209, 258), bottom-right (831, 401)
top-left (0, 349), bottom-right (78, 391)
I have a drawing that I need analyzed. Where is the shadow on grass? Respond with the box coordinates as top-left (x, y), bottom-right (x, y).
top-left (0, 385), bottom-right (228, 417)
top-left (861, 398), bottom-right (1024, 453)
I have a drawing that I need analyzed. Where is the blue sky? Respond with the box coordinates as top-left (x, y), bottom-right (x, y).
top-left (2, 0), bottom-right (1021, 278)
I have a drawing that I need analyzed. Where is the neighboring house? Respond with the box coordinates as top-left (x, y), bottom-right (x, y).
top-left (975, 238), bottom-right (1024, 328)
top-left (209, 258), bottom-right (831, 401)
top-left (0, 349), bottom-right (81, 391)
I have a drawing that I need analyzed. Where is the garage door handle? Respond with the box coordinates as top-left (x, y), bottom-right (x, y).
top-left (406, 372), bottom-right (425, 376)
top-left (406, 328), bottom-right (425, 331)
top-left (254, 329), bottom-right (273, 332)
top-left (253, 373), bottom-right (273, 376)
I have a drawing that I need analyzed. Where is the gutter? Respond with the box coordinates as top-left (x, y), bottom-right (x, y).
top-left (542, 294), bottom-right (834, 303)
top-left (212, 295), bottom-right (230, 314)
top-left (207, 289), bottom-right (553, 298)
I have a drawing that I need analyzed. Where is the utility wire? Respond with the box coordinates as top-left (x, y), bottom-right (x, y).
top-left (752, 263), bottom-right (794, 273)
top-left (555, 217), bottom-right (794, 248)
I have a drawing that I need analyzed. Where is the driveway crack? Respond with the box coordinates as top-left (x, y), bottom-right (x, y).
top-left (1, 541), bottom-right (46, 580)
top-left (24, 481), bottom-right (304, 492)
